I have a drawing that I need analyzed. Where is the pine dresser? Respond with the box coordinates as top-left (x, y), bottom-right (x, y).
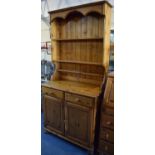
top-left (42, 1), bottom-right (112, 154)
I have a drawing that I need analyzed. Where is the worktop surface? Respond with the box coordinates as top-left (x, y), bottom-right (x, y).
top-left (41, 80), bottom-right (101, 98)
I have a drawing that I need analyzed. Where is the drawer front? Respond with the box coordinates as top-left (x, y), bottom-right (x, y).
top-left (99, 140), bottom-right (114, 155)
top-left (102, 114), bottom-right (114, 129)
top-left (103, 106), bottom-right (114, 116)
top-left (100, 128), bottom-right (114, 143)
top-left (65, 93), bottom-right (94, 108)
top-left (42, 87), bottom-right (64, 99)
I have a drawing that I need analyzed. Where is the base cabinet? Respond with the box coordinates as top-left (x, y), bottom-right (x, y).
top-left (43, 89), bottom-right (97, 152)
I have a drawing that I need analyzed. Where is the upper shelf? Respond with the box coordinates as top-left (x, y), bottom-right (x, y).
top-left (52, 38), bottom-right (103, 41)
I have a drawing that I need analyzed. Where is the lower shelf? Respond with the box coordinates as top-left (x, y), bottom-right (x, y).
top-left (57, 69), bottom-right (104, 77)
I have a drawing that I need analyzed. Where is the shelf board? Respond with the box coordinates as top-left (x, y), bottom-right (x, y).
top-left (52, 38), bottom-right (103, 41)
top-left (57, 69), bottom-right (104, 77)
top-left (53, 60), bottom-right (103, 66)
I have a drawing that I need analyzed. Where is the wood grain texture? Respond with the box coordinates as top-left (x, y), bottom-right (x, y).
top-left (44, 95), bottom-right (64, 135)
top-left (50, 4), bottom-right (102, 22)
top-left (42, 87), bottom-right (64, 99)
top-left (65, 102), bottom-right (92, 146)
top-left (65, 92), bottom-right (94, 108)
top-left (51, 11), bottom-right (106, 85)
top-left (102, 3), bottom-right (112, 72)
top-left (42, 80), bottom-right (100, 98)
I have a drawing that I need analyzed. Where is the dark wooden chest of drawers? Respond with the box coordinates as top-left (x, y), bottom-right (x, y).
top-left (98, 72), bottom-right (114, 155)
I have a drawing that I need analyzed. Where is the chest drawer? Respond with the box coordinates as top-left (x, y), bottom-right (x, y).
top-left (42, 87), bottom-right (64, 99)
top-left (99, 140), bottom-right (114, 155)
top-left (100, 128), bottom-right (114, 143)
top-left (65, 93), bottom-right (94, 108)
top-left (103, 106), bottom-right (114, 116)
top-left (102, 114), bottom-right (114, 130)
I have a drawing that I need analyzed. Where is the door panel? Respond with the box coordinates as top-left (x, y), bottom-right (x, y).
top-left (65, 102), bottom-right (91, 146)
top-left (44, 95), bottom-right (64, 135)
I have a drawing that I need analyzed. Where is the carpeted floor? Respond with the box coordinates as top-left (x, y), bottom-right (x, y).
top-left (41, 113), bottom-right (88, 155)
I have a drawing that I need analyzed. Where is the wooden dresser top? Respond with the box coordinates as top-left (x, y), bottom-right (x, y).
top-left (42, 80), bottom-right (101, 98)
top-left (49, 0), bottom-right (112, 14)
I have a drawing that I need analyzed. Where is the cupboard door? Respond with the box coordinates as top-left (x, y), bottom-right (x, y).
top-left (65, 102), bottom-right (92, 146)
top-left (44, 95), bottom-right (64, 135)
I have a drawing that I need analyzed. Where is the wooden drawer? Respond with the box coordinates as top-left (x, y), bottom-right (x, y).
top-left (102, 114), bottom-right (114, 130)
top-left (99, 140), bottom-right (114, 155)
top-left (103, 106), bottom-right (114, 116)
top-left (100, 128), bottom-right (114, 143)
top-left (65, 93), bottom-right (94, 108)
top-left (42, 87), bottom-right (64, 99)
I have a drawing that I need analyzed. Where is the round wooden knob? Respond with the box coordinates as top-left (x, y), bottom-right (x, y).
top-left (105, 133), bottom-right (109, 139)
top-left (106, 121), bottom-right (112, 125)
top-left (104, 145), bottom-right (108, 151)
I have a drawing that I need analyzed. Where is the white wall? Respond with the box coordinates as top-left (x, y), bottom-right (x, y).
top-left (41, 20), bottom-right (51, 61)
top-left (41, 20), bottom-right (50, 42)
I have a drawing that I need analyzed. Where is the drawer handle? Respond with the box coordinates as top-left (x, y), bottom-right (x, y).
top-left (106, 121), bottom-right (112, 125)
top-left (104, 145), bottom-right (108, 151)
top-left (75, 98), bottom-right (80, 102)
top-left (105, 133), bottom-right (109, 139)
